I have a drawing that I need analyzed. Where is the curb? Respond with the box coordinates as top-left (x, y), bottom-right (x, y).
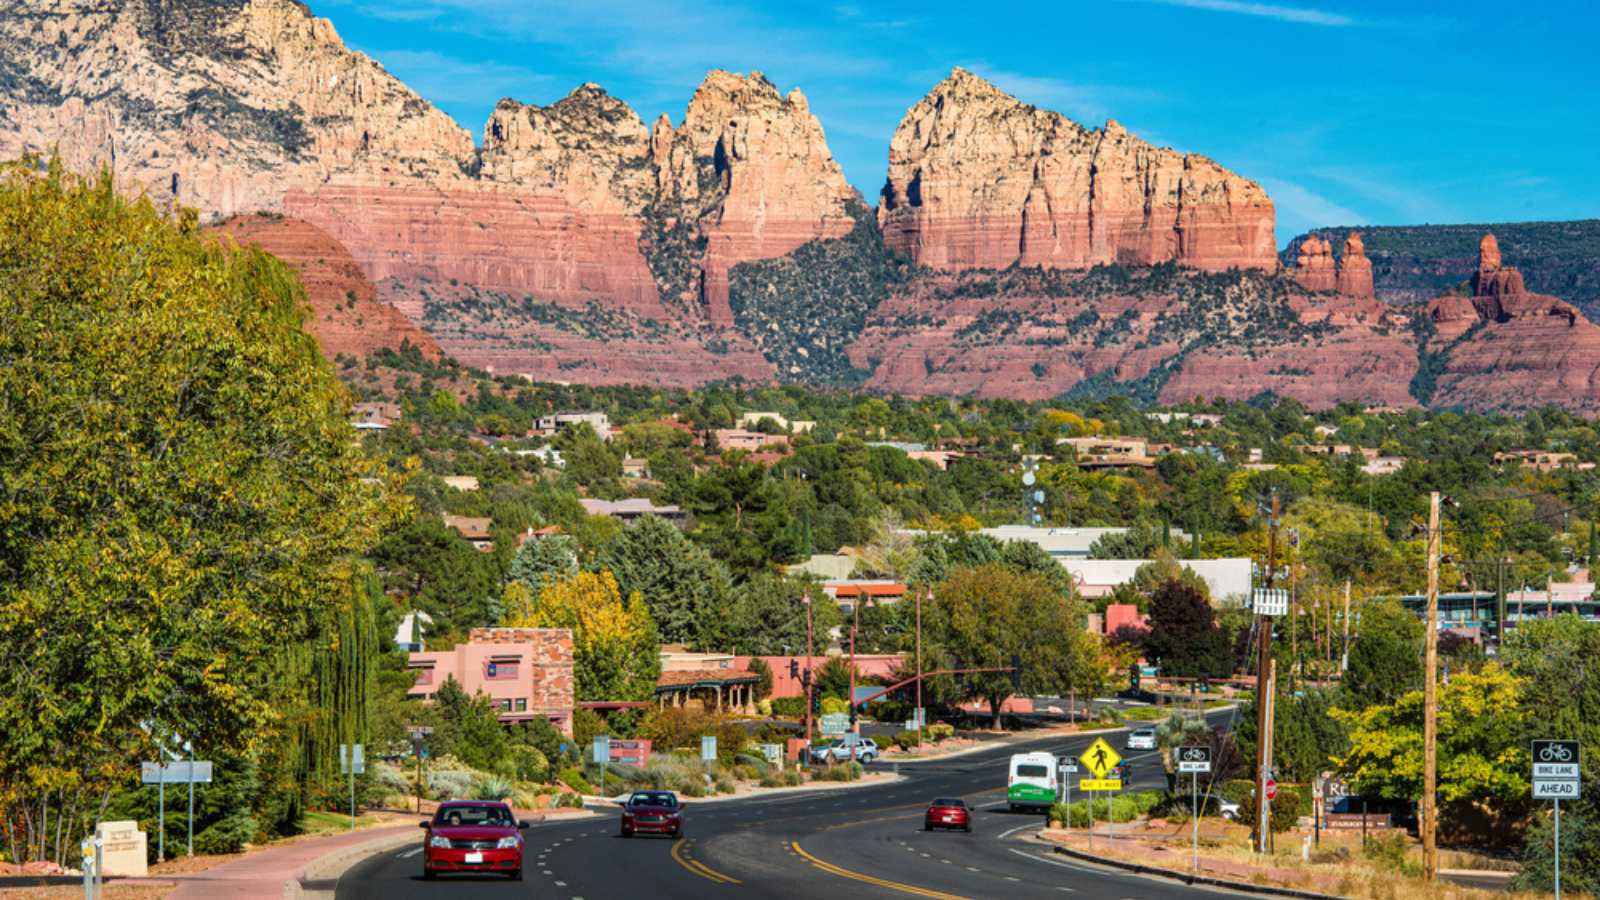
top-left (289, 830), bottom-right (417, 899)
top-left (1044, 839), bottom-right (1346, 900)
top-left (885, 723), bottom-right (1134, 765)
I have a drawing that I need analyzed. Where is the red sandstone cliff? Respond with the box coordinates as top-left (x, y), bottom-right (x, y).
top-left (1292, 231), bottom-right (1374, 298)
top-left (1, 2), bottom-right (855, 330)
top-left (1426, 234), bottom-right (1600, 411)
top-left (211, 215), bottom-right (443, 362)
top-left (877, 68), bottom-right (1276, 273)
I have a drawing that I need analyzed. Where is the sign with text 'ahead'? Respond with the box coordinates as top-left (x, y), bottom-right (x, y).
top-left (1531, 740), bottom-right (1581, 800)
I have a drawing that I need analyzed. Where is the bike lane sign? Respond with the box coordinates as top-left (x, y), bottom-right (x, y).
top-left (1532, 740), bottom-right (1581, 799)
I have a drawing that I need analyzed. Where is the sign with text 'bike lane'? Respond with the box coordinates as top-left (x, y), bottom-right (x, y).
top-left (1532, 740), bottom-right (1581, 800)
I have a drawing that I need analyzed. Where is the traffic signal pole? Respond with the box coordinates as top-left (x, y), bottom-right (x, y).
top-left (1255, 492), bottom-right (1279, 854)
top-left (805, 586), bottom-right (815, 747)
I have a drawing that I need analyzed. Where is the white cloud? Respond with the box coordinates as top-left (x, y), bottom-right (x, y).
top-left (1128, 0), bottom-right (1357, 27)
top-left (1308, 165), bottom-right (1457, 224)
top-left (1258, 177), bottom-right (1368, 231)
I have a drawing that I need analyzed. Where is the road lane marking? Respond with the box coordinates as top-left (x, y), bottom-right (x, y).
top-left (997, 823), bottom-right (1037, 840)
top-left (670, 839), bottom-right (741, 885)
top-left (394, 847), bottom-right (422, 859)
top-left (789, 841), bottom-right (969, 900)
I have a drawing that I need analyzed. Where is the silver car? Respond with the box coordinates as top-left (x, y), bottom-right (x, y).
top-left (808, 734), bottom-right (879, 764)
top-left (1125, 728), bottom-right (1157, 750)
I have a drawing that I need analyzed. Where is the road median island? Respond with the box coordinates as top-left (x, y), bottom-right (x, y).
top-left (1034, 825), bottom-right (1515, 900)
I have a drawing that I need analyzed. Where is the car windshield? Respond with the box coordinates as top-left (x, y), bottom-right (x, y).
top-left (931, 798), bottom-right (964, 807)
top-left (1135, 729), bottom-right (1154, 736)
top-left (629, 792), bottom-right (676, 808)
top-left (434, 804), bottom-right (512, 827)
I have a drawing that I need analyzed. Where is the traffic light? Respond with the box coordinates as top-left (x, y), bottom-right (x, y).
top-left (788, 659), bottom-right (800, 679)
top-left (811, 692), bottom-right (821, 715)
top-left (1010, 654), bottom-right (1022, 691)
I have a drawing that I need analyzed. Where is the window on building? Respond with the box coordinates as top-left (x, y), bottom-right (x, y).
top-left (486, 656), bottom-right (521, 680)
top-left (515, 698), bottom-right (527, 712)
top-left (410, 667), bottom-right (434, 686)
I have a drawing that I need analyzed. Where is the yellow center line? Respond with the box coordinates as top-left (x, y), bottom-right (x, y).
top-left (670, 838), bottom-right (742, 885)
top-left (789, 840), bottom-right (970, 900)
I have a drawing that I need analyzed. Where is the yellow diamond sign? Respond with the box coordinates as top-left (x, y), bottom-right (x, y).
top-left (1079, 738), bottom-right (1121, 778)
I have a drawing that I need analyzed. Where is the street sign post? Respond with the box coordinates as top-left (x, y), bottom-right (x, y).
top-left (407, 726), bottom-right (433, 814)
top-left (820, 713), bottom-right (850, 737)
top-left (594, 736), bottom-right (611, 798)
top-left (1079, 737), bottom-right (1123, 839)
top-left (1532, 740), bottom-right (1581, 899)
top-left (1177, 746), bottom-right (1212, 872)
top-left (339, 744), bottom-right (365, 831)
top-left (1266, 778), bottom-right (1278, 801)
top-left (701, 735), bottom-right (717, 763)
top-left (141, 761), bottom-right (212, 862)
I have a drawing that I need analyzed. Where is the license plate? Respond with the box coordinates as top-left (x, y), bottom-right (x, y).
top-left (464, 852), bottom-right (483, 864)
top-left (944, 816), bottom-right (956, 822)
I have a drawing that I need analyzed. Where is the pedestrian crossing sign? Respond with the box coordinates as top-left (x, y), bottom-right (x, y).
top-left (1080, 738), bottom-right (1121, 778)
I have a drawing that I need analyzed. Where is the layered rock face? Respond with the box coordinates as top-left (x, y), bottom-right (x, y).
top-left (1292, 231), bottom-right (1373, 297)
top-left (0, 2), bottom-right (854, 330)
top-left (1426, 234), bottom-right (1600, 411)
top-left (211, 214), bottom-right (443, 362)
top-left (878, 69), bottom-right (1276, 273)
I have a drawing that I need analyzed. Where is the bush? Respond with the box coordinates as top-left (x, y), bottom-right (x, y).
top-left (557, 767), bottom-right (593, 795)
top-left (426, 769), bottom-right (474, 801)
top-left (817, 761), bottom-right (863, 782)
top-left (756, 699), bottom-right (773, 717)
top-left (508, 745), bottom-right (550, 784)
top-left (553, 791), bottom-right (584, 809)
top-left (193, 813), bottom-right (257, 854)
top-left (473, 775), bottom-right (514, 801)
top-left (636, 707), bottom-right (748, 764)
top-left (1364, 834), bottom-right (1419, 876)
top-left (927, 723), bottom-right (955, 742)
top-left (820, 697), bottom-right (849, 716)
top-left (770, 696), bottom-right (805, 719)
top-left (759, 769), bottom-right (804, 788)
top-left (894, 730), bottom-right (921, 750)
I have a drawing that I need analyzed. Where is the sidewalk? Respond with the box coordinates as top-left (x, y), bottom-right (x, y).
top-left (163, 824), bottom-right (416, 900)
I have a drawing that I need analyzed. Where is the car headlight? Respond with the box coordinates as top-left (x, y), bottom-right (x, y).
top-left (429, 835), bottom-right (450, 848)
top-left (495, 836), bottom-right (519, 849)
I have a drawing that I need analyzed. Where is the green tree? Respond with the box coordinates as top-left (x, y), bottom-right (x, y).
top-left (722, 572), bottom-right (814, 655)
top-left (596, 514), bottom-right (731, 648)
top-left (747, 657), bottom-right (774, 701)
top-left (1332, 664), bottom-right (1529, 823)
top-left (1343, 599), bottom-right (1424, 708)
top-left (0, 164), bottom-right (394, 861)
top-left (369, 515), bottom-right (498, 637)
top-left (554, 422), bottom-right (622, 499)
top-left (431, 676), bottom-right (510, 772)
top-left (504, 570), bottom-right (661, 701)
top-left (508, 533), bottom-right (579, 590)
top-left (925, 565), bottom-right (1093, 728)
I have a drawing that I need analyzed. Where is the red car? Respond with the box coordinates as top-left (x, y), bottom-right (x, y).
top-left (924, 797), bottom-right (971, 832)
top-left (421, 800), bottom-right (527, 880)
top-left (620, 790), bottom-right (684, 838)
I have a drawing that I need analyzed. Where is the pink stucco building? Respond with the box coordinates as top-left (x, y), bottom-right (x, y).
top-left (408, 627), bottom-right (575, 735)
top-left (737, 654), bottom-right (904, 699)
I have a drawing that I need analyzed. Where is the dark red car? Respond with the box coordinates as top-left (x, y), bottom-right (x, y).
top-left (620, 790), bottom-right (683, 838)
top-left (421, 800), bottom-right (527, 880)
top-left (924, 797), bottom-right (971, 832)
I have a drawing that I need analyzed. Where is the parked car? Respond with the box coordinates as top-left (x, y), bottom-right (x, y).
top-left (1219, 799), bottom-right (1241, 821)
top-left (1125, 728), bottom-right (1157, 750)
top-left (924, 797), bottom-right (972, 832)
top-left (620, 790), bottom-right (683, 838)
top-left (808, 733), bottom-right (879, 764)
top-left (421, 800), bottom-right (527, 880)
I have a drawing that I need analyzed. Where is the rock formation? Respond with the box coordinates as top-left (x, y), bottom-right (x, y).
top-left (1471, 233), bottom-right (1529, 301)
top-left (0, 2), bottom-right (855, 328)
top-left (210, 214), bottom-right (443, 362)
top-left (1293, 236), bottom-right (1337, 291)
top-left (1336, 232), bottom-right (1375, 298)
top-left (877, 68), bottom-right (1276, 273)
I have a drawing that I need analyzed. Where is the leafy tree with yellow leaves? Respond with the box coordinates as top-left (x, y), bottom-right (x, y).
top-left (503, 571), bottom-right (661, 702)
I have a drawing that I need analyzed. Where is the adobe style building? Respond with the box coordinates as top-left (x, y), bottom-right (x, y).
top-left (407, 627), bottom-right (575, 735)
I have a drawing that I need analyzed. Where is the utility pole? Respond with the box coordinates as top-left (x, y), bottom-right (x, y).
top-left (805, 587), bottom-right (815, 747)
top-left (916, 586), bottom-right (924, 728)
top-left (849, 597), bottom-right (861, 732)
top-left (1496, 556), bottom-right (1506, 646)
top-left (1423, 491), bottom-right (1441, 882)
top-left (1255, 492), bottom-right (1279, 854)
top-left (1340, 580), bottom-right (1351, 671)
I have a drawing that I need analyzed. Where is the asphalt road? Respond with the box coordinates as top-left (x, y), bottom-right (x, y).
top-left (338, 709), bottom-right (1251, 900)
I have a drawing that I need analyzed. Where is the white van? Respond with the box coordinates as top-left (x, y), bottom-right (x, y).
top-left (1007, 751), bottom-right (1057, 811)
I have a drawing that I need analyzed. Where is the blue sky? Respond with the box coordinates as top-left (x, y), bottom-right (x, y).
top-left (318, 0), bottom-right (1598, 245)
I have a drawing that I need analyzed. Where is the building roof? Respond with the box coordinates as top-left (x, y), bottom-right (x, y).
top-left (655, 669), bottom-right (761, 690)
top-left (1060, 558), bottom-right (1252, 602)
top-left (786, 553), bottom-right (858, 580)
top-left (441, 514), bottom-right (493, 540)
top-left (579, 498), bottom-right (683, 517)
top-left (826, 581), bottom-right (908, 599)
